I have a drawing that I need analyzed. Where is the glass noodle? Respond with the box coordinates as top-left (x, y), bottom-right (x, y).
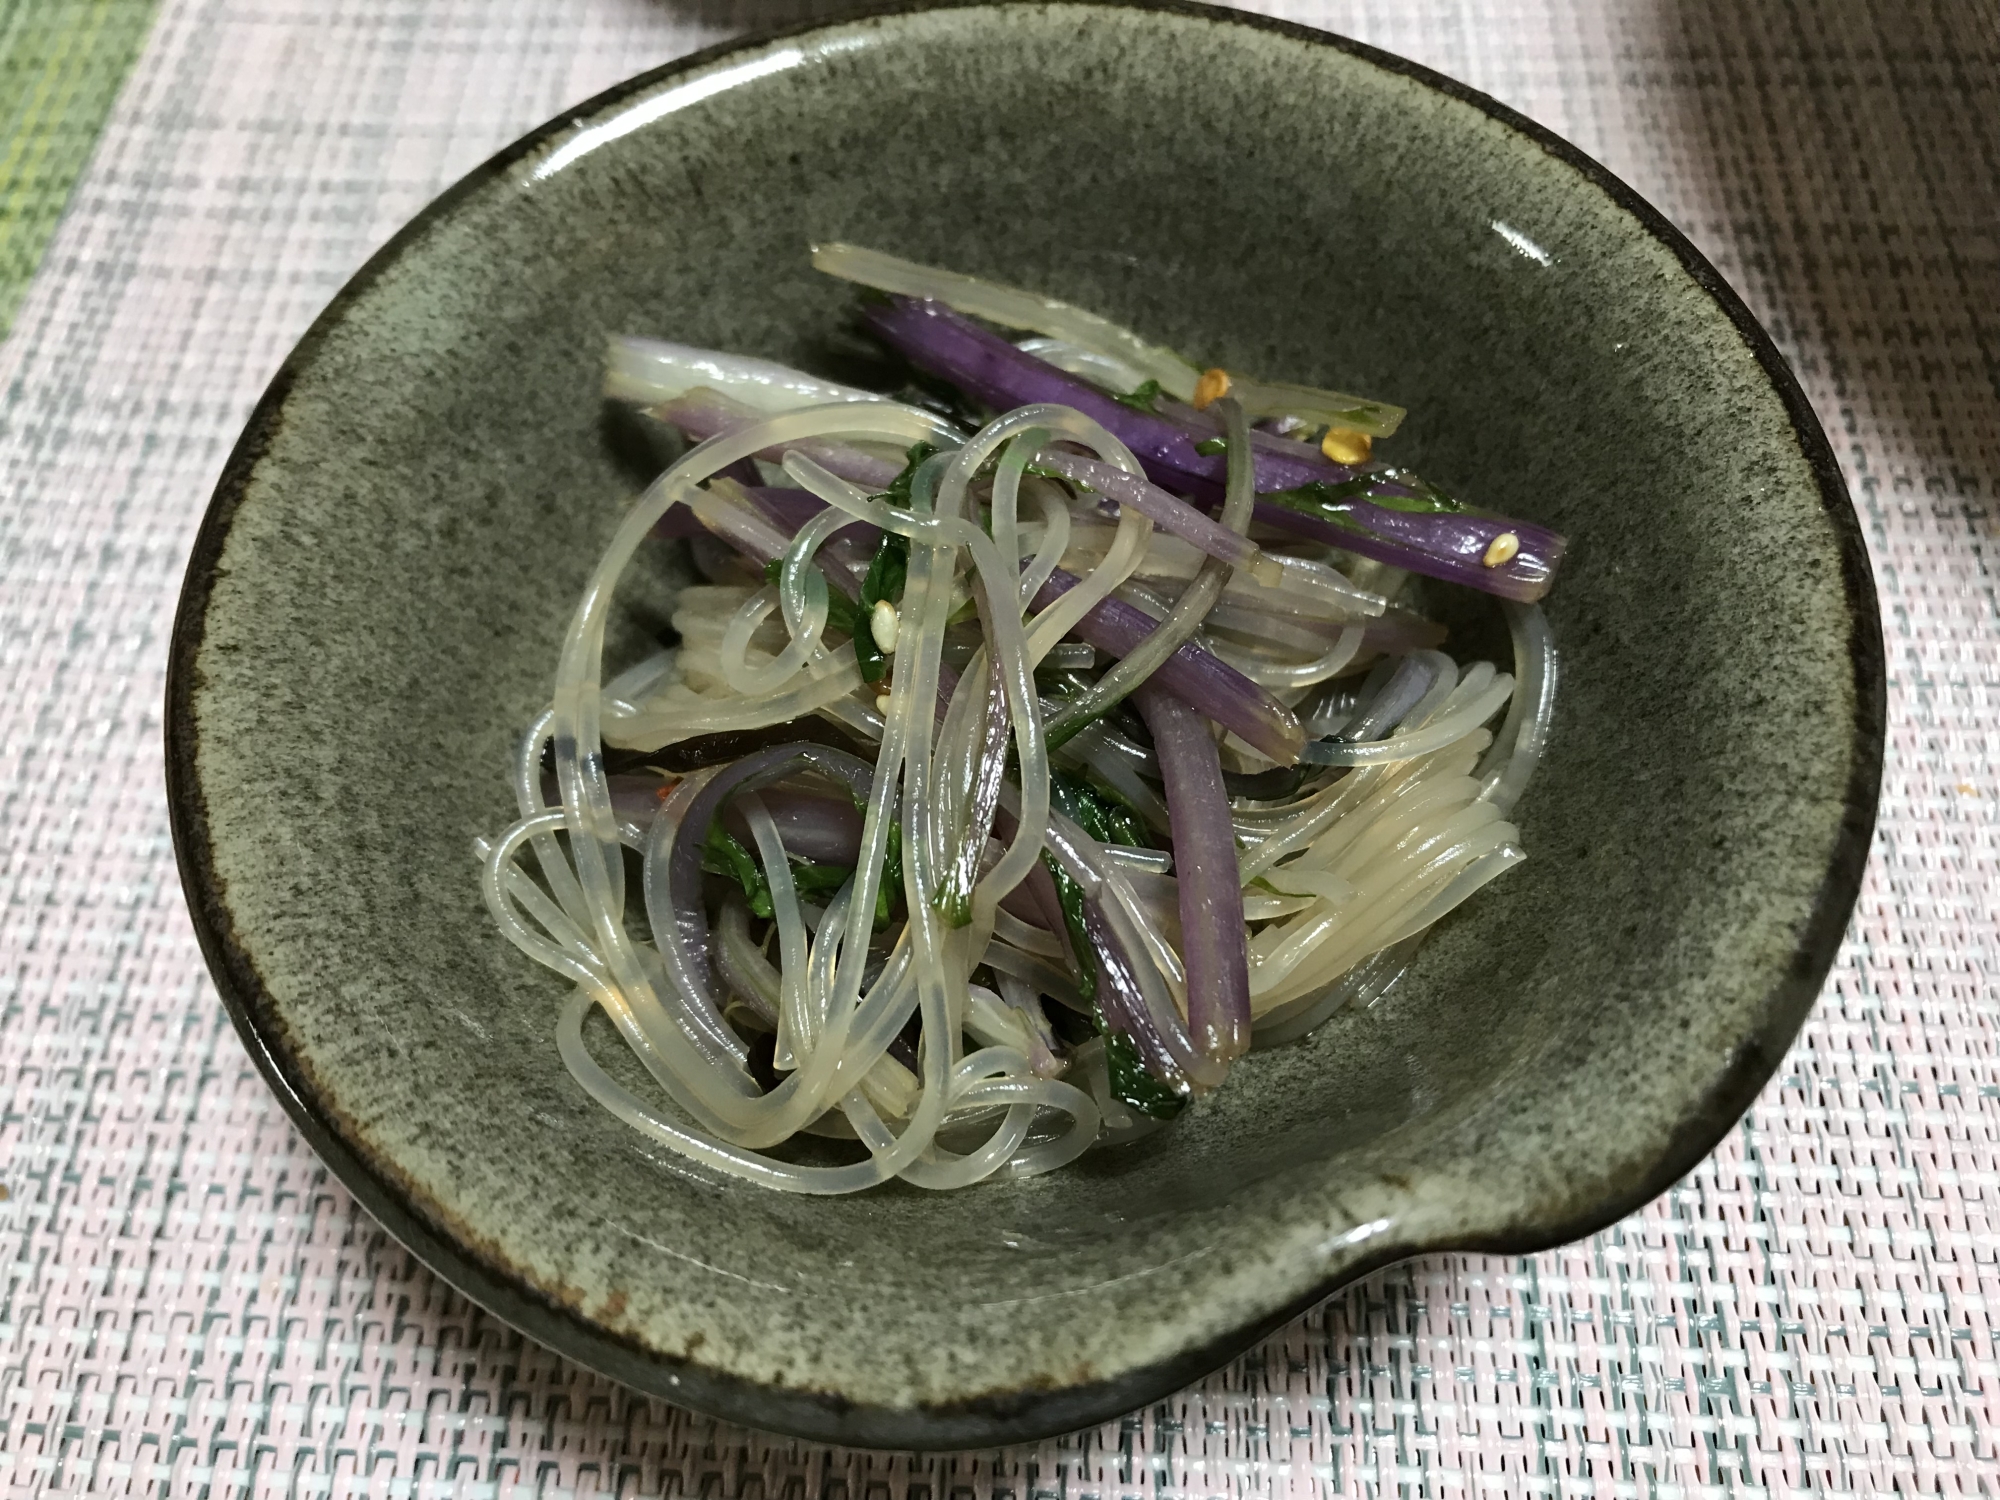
top-left (479, 250), bottom-right (1564, 1192)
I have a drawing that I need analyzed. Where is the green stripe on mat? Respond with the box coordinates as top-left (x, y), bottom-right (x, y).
top-left (0, 0), bottom-right (159, 339)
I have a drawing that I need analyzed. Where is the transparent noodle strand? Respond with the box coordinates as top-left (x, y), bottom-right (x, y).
top-left (479, 386), bottom-right (1551, 1191)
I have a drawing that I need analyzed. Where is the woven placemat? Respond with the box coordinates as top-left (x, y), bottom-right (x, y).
top-left (2, 0), bottom-right (1995, 1494)
top-left (0, 0), bottom-right (158, 338)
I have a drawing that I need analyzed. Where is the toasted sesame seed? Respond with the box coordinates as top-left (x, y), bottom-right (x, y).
top-left (1320, 428), bottom-right (1372, 465)
top-left (1483, 531), bottom-right (1521, 568)
top-left (1192, 368), bottom-right (1232, 409)
top-left (875, 692), bottom-right (893, 715)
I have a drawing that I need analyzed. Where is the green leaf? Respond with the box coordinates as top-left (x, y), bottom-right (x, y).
top-left (833, 787), bottom-right (906, 928)
top-left (1264, 474), bottom-right (1466, 519)
top-left (1025, 461), bottom-right (1082, 488)
top-left (1049, 768), bottom-right (1152, 850)
top-left (1105, 1031), bottom-right (1188, 1119)
top-left (1041, 853), bottom-right (1096, 1007)
top-left (852, 536), bottom-right (905, 683)
top-left (1193, 437), bottom-right (1228, 457)
top-left (1112, 378), bottom-right (1163, 414)
top-left (827, 592), bottom-right (863, 640)
top-left (1037, 849), bottom-right (1184, 1120)
top-left (849, 441), bottom-right (935, 684)
top-left (702, 823), bottom-right (773, 918)
top-left (764, 556), bottom-right (865, 639)
top-left (702, 809), bottom-right (858, 921)
top-left (877, 441), bottom-right (939, 510)
top-left (875, 820), bottom-right (904, 927)
top-left (787, 859), bottom-right (855, 903)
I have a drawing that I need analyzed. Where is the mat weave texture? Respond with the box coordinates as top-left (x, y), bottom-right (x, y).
top-left (0, 0), bottom-right (158, 337)
top-left (2, 0), bottom-right (1996, 1495)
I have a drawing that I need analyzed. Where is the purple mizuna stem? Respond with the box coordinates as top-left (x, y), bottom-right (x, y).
top-left (1032, 568), bottom-right (1304, 765)
top-left (1134, 681), bottom-right (1251, 1062)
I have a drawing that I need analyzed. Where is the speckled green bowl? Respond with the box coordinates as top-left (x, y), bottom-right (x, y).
top-left (166, 0), bottom-right (1881, 1449)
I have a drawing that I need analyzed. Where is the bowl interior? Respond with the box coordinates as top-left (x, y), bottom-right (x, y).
top-left (171, 2), bottom-right (1876, 1447)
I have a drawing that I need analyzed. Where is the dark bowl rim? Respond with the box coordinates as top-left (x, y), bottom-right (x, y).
top-left (164, 0), bottom-right (1885, 1452)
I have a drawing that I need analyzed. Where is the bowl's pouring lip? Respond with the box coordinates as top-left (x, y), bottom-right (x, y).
top-left (164, 0), bottom-right (1885, 1451)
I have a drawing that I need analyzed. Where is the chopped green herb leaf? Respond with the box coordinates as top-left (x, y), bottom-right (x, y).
top-left (702, 819), bottom-right (856, 919)
top-left (853, 538), bottom-right (906, 684)
top-left (1113, 378), bottom-right (1163, 414)
top-left (1038, 844), bottom-right (1183, 1121)
top-left (703, 823), bottom-right (773, 918)
top-left (1025, 461), bottom-right (1083, 489)
top-left (828, 594), bottom-right (864, 639)
top-left (789, 860), bottom-right (856, 903)
top-left (1193, 437), bottom-right (1228, 457)
top-left (764, 556), bottom-right (867, 640)
top-left (1264, 473), bottom-right (1465, 520)
top-left (876, 441), bottom-right (939, 510)
top-left (850, 442), bottom-right (935, 683)
top-left (1105, 1031), bottom-right (1188, 1119)
top-left (1050, 768), bottom-right (1152, 850)
top-left (1042, 853), bottom-right (1096, 1006)
top-left (837, 787), bottom-right (907, 928)
top-left (875, 820), bottom-right (904, 927)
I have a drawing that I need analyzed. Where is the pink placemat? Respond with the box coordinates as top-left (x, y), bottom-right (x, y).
top-left (3, 0), bottom-right (1995, 1494)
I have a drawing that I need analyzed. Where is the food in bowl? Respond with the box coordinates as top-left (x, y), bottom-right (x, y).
top-left (476, 246), bottom-right (1566, 1194)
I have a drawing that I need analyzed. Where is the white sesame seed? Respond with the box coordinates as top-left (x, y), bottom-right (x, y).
top-left (870, 599), bottom-right (900, 654)
top-left (875, 692), bottom-right (893, 716)
top-left (1483, 531), bottom-right (1521, 569)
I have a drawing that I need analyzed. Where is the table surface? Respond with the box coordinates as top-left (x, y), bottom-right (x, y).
top-left (2, 0), bottom-right (1996, 1494)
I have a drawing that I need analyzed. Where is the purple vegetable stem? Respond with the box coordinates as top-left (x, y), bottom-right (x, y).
top-left (1135, 682), bottom-right (1251, 1061)
top-left (860, 296), bottom-right (1567, 604)
top-left (863, 296), bottom-right (1347, 499)
top-left (1254, 499), bottom-right (1565, 605)
top-left (721, 787), bottom-right (865, 866)
top-left (1032, 569), bottom-right (1304, 765)
top-left (748, 486), bottom-right (881, 550)
top-left (1035, 453), bottom-right (1265, 572)
top-left (1082, 895), bottom-right (1183, 1087)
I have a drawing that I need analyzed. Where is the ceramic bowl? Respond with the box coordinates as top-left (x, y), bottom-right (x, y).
top-left (167, 0), bottom-right (1882, 1448)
